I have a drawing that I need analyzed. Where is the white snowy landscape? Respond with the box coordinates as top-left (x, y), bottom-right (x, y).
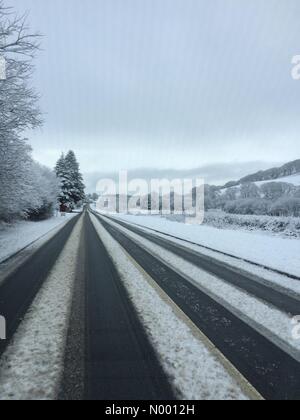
top-left (109, 212), bottom-right (300, 279)
top-left (0, 213), bottom-right (77, 263)
top-left (1, 0), bottom-right (300, 403)
top-left (99, 215), bottom-right (300, 356)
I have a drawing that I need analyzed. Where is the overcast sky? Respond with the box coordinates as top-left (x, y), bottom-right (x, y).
top-left (11, 0), bottom-right (300, 187)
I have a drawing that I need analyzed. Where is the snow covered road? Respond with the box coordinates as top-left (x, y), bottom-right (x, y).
top-left (0, 216), bottom-right (83, 400)
top-left (0, 215), bottom-right (80, 361)
top-left (90, 213), bottom-right (250, 400)
top-left (110, 214), bottom-right (300, 279)
top-left (0, 208), bottom-right (299, 400)
top-left (0, 213), bottom-right (78, 264)
top-left (94, 212), bottom-right (300, 400)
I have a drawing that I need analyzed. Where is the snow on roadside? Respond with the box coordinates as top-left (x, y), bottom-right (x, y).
top-left (202, 211), bottom-right (300, 239)
top-left (0, 213), bottom-right (78, 263)
top-left (158, 230), bottom-right (300, 295)
top-left (90, 214), bottom-right (249, 400)
top-left (109, 213), bottom-right (300, 278)
top-left (102, 216), bottom-right (300, 357)
top-left (0, 216), bottom-right (83, 400)
top-left (113, 216), bottom-right (300, 295)
top-left (254, 174), bottom-right (300, 187)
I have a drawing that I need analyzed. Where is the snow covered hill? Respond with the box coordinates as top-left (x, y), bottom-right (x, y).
top-left (222, 159), bottom-right (300, 189)
top-left (254, 173), bottom-right (300, 187)
top-left (220, 172), bottom-right (300, 195)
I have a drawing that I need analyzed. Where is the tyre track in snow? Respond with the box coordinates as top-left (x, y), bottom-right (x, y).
top-left (101, 215), bottom-right (300, 316)
top-left (0, 215), bottom-right (80, 359)
top-left (95, 213), bottom-right (300, 401)
top-left (83, 213), bottom-right (175, 400)
top-left (105, 215), bottom-right (300, 281)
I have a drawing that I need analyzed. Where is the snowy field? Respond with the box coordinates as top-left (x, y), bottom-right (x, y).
top-left (220, 173), bottom-right (300, 192)
top-left (203, 211), bottom-right (300, 238)
top-left (255, 174), bottom-right (300, 187)
top-left (0, 213), bottom-right (78, 263)
top-left (108, 213), bottom-right (300, 278)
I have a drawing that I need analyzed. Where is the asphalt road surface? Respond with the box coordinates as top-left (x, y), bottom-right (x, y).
top-left (102, 214), bottom-right (300, 316)
top-left (1, 208), bottom-right (300, 400)
top-left (0, 211), bottom-right (175, 400)
top-left (0, 215), bottom-right (80, 359)
top-left (96, 213), bottom-right (300, 401)
top-left (82, 213), bottom-right (175, 400)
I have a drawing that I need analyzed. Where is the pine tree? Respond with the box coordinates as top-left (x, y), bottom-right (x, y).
top-left (55, 153), bottom-right (72, 208)
top-left (55, 151), bottom-right (85, 210)
top-left (65, 151), bottom-right (85, 205)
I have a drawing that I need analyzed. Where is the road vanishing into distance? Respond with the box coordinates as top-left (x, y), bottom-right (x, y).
top-left (0, 208), bottom-right (299, 400)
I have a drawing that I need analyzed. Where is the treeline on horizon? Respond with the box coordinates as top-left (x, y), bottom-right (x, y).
top-left (89, 179), bottom-right (300, 218)
top-left (204, 181), bottom-right (300, 217)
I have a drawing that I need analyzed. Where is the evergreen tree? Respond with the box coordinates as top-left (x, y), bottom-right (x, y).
top-left (55, 151), bottom-right (85, 210)
top-left (65, 151), bottom-right (85, 204)
top-left (55, 153), bottom-right (65, 179)
top-left (55, 153), bottom-right (72, 208)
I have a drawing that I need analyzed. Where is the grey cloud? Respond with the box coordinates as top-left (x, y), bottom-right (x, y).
top-left (84, 161), bottom-right (282, 193)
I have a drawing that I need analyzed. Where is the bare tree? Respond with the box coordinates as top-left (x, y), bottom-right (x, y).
top-left (240, 183), bottom-right (260, 199)
top-left (0, 1), bottom-right (44, 221)
top-left (0, 1), bottom-right (42, 135)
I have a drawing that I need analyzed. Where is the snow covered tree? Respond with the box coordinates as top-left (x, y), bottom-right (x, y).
top-left (240, 183), bottom-right (260, 199)
top-left (65, 151), bottom-right (85, 205)
top-left (0, 2), bottom-right (43, 221)
top-left (223, 187), bottom-right (239, 201)
top-left (55, 153), bottom-right (73, 209)
top-left (55, 151), bottom-right (85, 210)
top-left (261, 182), bottom-right (294, 201)
top-left (0, 136), bottom-right (58, 221)
top-left (0, 2), bottom-right (41, 136)
top-left (270, 197), bottom-right (300, 217)
top-left (25, 163), bottom-right (59, 220)
top-left (224, 198), bottom-right (269, 215)
top-left (0, 134), bottom-right (33, 220)
top-left (203, 185), bottom-right (220, 209)
top-left (55, 153), bottom-right (68, 205)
